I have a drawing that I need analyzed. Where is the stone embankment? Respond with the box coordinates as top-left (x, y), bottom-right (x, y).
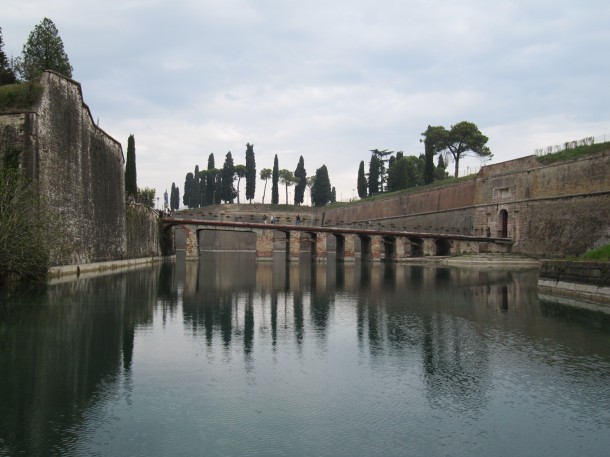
top-left (538, 261), bottom-right (610, 305)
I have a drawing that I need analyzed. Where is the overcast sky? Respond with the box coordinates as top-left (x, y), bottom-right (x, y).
top-left (3, 0), bottom-right (609, 206)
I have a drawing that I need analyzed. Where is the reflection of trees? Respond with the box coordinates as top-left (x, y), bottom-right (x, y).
top-left (420, 313), bottom-right (490, 414)
top-left (0, 267), bottom-right (157, 456)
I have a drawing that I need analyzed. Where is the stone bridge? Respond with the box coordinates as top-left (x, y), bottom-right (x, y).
top-left (161, 217), bottom-right (512, 261)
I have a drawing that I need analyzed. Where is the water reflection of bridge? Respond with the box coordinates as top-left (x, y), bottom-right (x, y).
top-left (161, 217), bottom-right (512, 261)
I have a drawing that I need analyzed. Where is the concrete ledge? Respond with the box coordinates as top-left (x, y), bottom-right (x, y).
top-left (49, 256), bottom-right (169, 279)
top-left (538, 279), bottom-right (610, 305)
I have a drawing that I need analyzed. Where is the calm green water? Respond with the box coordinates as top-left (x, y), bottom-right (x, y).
top-left (1, 254), bottom-right (609, 457)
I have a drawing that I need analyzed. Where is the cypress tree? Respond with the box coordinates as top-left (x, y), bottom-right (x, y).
top-left (245, 143), bottom-right (256, 203)
top-left (193, 165), bottom-right (200, 208)
top-left (271, 155), bottom-right (279, 205)
top-left (183, 172), bottom-right (194, 208)
top-left (170, 183), bottom-right (178, 210)
top-left (423, 129), bottom-right (435, 184)
top-left (294, 156), bottom-right (307, 205)
top-left (125, 134), bottom-right (137, 198)
top-left (220, 151), bottom-right (236, 203)
top-left (368, 154), bottom-right (380, 196)
top-left (311, 165), bottom-right (331, 206)
top-left (206, 153), bottom-right (216, 205)
top-left (357, 160), bottom-right (367, 198)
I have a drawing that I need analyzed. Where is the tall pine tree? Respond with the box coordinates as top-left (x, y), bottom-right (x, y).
top-left (18, 17), bottom-right (73, 80)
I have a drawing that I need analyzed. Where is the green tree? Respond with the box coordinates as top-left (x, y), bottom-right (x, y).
top-left (192, 165), bottom-right (200, 208)
top-left (183, 172), bottom-right (194, 208)
top-left (137, 187), bottom-right (155, 208)
top-left (0, 165), bottom-right (50, 283)
top-left (235, 164), bottom-right (246, 204)
top-left (429, 121), bottom-right (492, 178)
top-left (357, 160), bottom-right (367, 198)
top-left (279, 169), bottom-right (295, 204)
top-left (259, 168), bottom-right (272, 204)
top-left (369, 149), bottom-right (392, 192)
top-left (271, 155), bottom-right (279, 205)
top-left (125, 134), bottom-right (137, 198)
top-left (306, 176), bottom-right (315, 205)
top-left (0, 27), bottom-right (17, 85)
top-left (220, 151), bottom-right (236, 203)
top-left (311, 165), bottom-right (331, 206)
top-left (421, 125), bottom-right (439, 184)
top-left (435, 154), bottom-right (449, 181)
top-left (387, 157), bottom-right (406, 191)
top-left (170, 182), bottom-right (179, 211)
top-left (206, 153), bottom-right (216, 205)
top-left (245, 143), bottom-right (256, 203)
top-left (293, 156), bottom-right (307, 205)
top-left (368, 154), bottom-right (380, 196)
top-left (330, 186), bottom-right (336, 203)
top-left (17, 18), bottom-right (73, 80)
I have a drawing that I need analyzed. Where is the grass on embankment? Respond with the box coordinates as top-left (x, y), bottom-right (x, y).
top-left (537, 141), bottom-right (610, 164)
top-left (581, 244), bottom-right (610, 262)
top-left (0, 82), bottom-right (42, 111)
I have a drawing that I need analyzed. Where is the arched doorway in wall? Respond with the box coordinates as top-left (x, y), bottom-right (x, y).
top-left (498, 209), bottom-right (508, 238)
top-left (435, 238), bottom-right (451, 256)
top-left (409, 237), bottom-right (423, 257)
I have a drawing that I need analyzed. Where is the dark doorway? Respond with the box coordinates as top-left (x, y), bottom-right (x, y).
top-left (499, 210), bottom-right (508, 238)
top-left (435, 239), bottom-right (451, 256)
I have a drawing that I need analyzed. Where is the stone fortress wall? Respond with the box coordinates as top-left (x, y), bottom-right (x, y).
top-left (321, 150), bottom-right (610, 257)
top-left (0, 71), bottom-right (152, 265)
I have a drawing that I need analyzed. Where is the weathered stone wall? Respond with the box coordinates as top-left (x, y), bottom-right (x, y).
top-left (0, 71), bottom-right (126, 265)
top-left (321, 150), bottom-right (610, 257)
top-left (126, 203), bottom-right (161, 258)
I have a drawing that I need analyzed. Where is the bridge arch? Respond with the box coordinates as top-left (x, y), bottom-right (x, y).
top-left (435, 238), bottom-right (452, 256)
top-left (409, 237), bottom-right (424, 257)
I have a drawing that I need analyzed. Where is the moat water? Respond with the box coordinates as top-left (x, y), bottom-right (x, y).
top-left (1, 253), bottom-right (609, 457)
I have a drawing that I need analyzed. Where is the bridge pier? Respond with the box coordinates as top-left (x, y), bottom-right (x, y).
top-left (370, 235), bottom-right (383, 261)
top-left (336, 234), bottom-right (355, 262)
top-left (395, 237), bottom-right (406, 259)
top-left (287, 231), bottom-right (301, 261)
top-left (255, 228), bottom-right (274, 259)
top-left (311, 232), bottom-right (327, 260)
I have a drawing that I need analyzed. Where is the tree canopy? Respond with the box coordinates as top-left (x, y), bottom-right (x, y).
top-left (245, 143), bottom-right (256, 203)
top-left (0, 27), bottom-right (17, 85)
top-left (259, 168), bottom-right (272, 204)
top-left (293, 156), bottom-right (307, 205)
top-left (125, 134), bottom-right (137, 198)
top-left (357, 160), bottom-right (367, 198)
top-left (271, 155), bottom-right (279, 204)
top-left (235, 164), bottom-right (246, 204)
top-left (220, 152), bottom-right (237, 203)
top-left (424, 121), bottom-right (492, 178)
top-left (17, 18), bottom-right (73, 80)
top-left (279, 169), bottom-right (295, 204)
top-left (311, 165), bottom-right (331, 206)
